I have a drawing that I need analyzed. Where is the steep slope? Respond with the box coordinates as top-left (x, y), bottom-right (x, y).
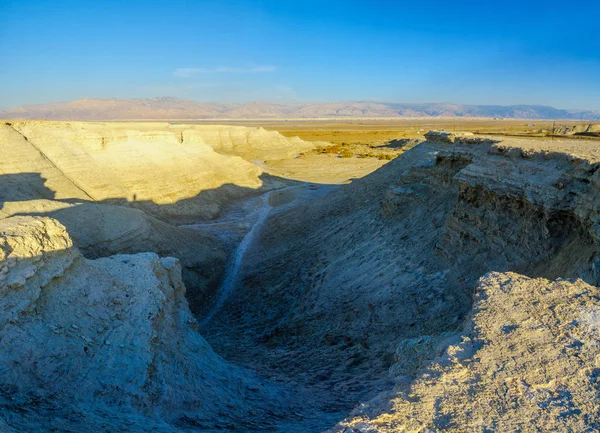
top-left (0, 216), bottom-right (293, 432)
top-left (203, 140), bottom-right (468, 398)
top-left (0, 200), bottom-right (227, 314)
top-left (331, 272), bottom-right (600, 432)
top-left (0, 122), bottom-right (91, 201)
top-left (201, 134), bottom-right (600, 429)
top-left (184, 124), bottom-right (315, 159)
top-left (554, 123), bottom-right (600, 136)
top-left (1, 121), bottom-right (313, 221)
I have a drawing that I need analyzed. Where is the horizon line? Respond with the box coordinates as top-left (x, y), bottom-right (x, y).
top-left (2, 97), bottom-right (599, 112)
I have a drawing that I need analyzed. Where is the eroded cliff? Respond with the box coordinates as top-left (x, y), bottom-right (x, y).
top-left (2, 124), bottom-right (600, 432)
top-left (0, 216), bottom-right (294, 432)
top-left (200, 133), bottom-right (600, 431)
top-left (1, 121), bottom-right (314, 222)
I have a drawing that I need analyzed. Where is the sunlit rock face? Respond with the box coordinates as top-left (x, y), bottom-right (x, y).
top-left (0, 121), bottom-right (314, 221)
top-left (330, 272), bottom-right (600, 433)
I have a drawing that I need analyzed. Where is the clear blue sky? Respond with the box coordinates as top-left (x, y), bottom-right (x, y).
top-left (1, 0), bottom-right (599, 109)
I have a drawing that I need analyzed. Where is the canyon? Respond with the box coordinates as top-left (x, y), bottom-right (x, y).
top-left (1, 121), bottom-right (600, 432)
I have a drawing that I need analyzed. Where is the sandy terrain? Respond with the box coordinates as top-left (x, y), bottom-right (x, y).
top-left (196, 118), bottom-right (600, 143)
top-left (260, 155), bottom-right (390, 184)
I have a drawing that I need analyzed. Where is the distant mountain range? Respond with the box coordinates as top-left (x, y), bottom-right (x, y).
top-left (1, 97), bottom-right (599, 120)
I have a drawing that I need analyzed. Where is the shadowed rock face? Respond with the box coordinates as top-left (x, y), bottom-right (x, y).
top-left (0, 199), bottom-right (228, 315)
top-left (2, 122), bottom-right (600, 432)
top-left (0, 216), bottom-right (295, 432)
top-left (201, 135), bottom-right (600, 431)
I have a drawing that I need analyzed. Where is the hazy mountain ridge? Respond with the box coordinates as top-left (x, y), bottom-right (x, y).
top-left (1, 97), bottom-right (599, 120)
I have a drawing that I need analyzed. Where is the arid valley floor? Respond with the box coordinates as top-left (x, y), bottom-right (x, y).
top-left (1, 118), bottom-right (600, 432)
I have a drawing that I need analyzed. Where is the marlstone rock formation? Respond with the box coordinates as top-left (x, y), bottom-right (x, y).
top-left (203, 133), bottom-right (600, 431)
top-left (2, 121), bottom-right (600, 432)
top-left (330, 272), bottom-right (600, 432)
top-left (0, 200), bottom-right (227, 315)
top-left (554, 123), bottom-right (600, 135)
top-left (1, 121), bottom-right (314, 221)
top-left (0, 216), bottom-right (292, 432)
top-left (0, 120), bottom-right (318, 319)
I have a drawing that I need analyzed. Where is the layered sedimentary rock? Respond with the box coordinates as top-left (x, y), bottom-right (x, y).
top-left (1, 121), bottom-right (313, 221)
top-left (554, 123), bottom-right (600, 135)
top-left (182, 124), bottom-right (315, 159)
top-left (0, 121), bottom-right (91, 201)
top-left (436, 141), bottom-right (600, 285)
top-left (331, 272), bottom-right (600, 432)
top-left (3, 121), bottom-right (600, 431)
top-left (202, 133), bottom-right (600, 430)
top-left (0, 200), bottom-right (227, 314)
top-left (0, 216), bottom-right (290, 432)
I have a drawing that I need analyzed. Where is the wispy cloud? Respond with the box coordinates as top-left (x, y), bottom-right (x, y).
top-left (174, 65), bottom-right (276, 78)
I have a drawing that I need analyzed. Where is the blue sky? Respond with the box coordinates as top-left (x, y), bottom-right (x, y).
top-left (0, 0), bottom-right (599, 109)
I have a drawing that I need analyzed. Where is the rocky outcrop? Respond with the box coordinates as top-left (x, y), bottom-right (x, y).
top-left (200, 133), bottom-right (600, 431)
top-left (3, 122), bottom-right (600, 431)
top-left (330, 272), bottom-right (600, 432)
top-left (554, 123), bottom-right (600, 135)
top-left (435, 140), bottom-right (600, 288)
top-left (182, 125), bottom-right (314, 159)
top-left (1, 121), bottom-right (313, 221)
top-left (424, 130), bottom-right (499, 145)
top-left (423, 130), bottom-right (474, 143)
top-left (0, 121), bottom-right (91, 201)
top-left (0, 200), bottom-right (227, 315)
top-left (0, 216), bottom-right (291, 432)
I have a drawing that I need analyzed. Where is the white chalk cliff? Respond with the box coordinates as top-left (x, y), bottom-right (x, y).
top-left (0, 216), bottom-right (291, 432)
top-left (2, 122), bottom-right (600, 432)
top-left (1, 121), bottom-right (314, 221)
